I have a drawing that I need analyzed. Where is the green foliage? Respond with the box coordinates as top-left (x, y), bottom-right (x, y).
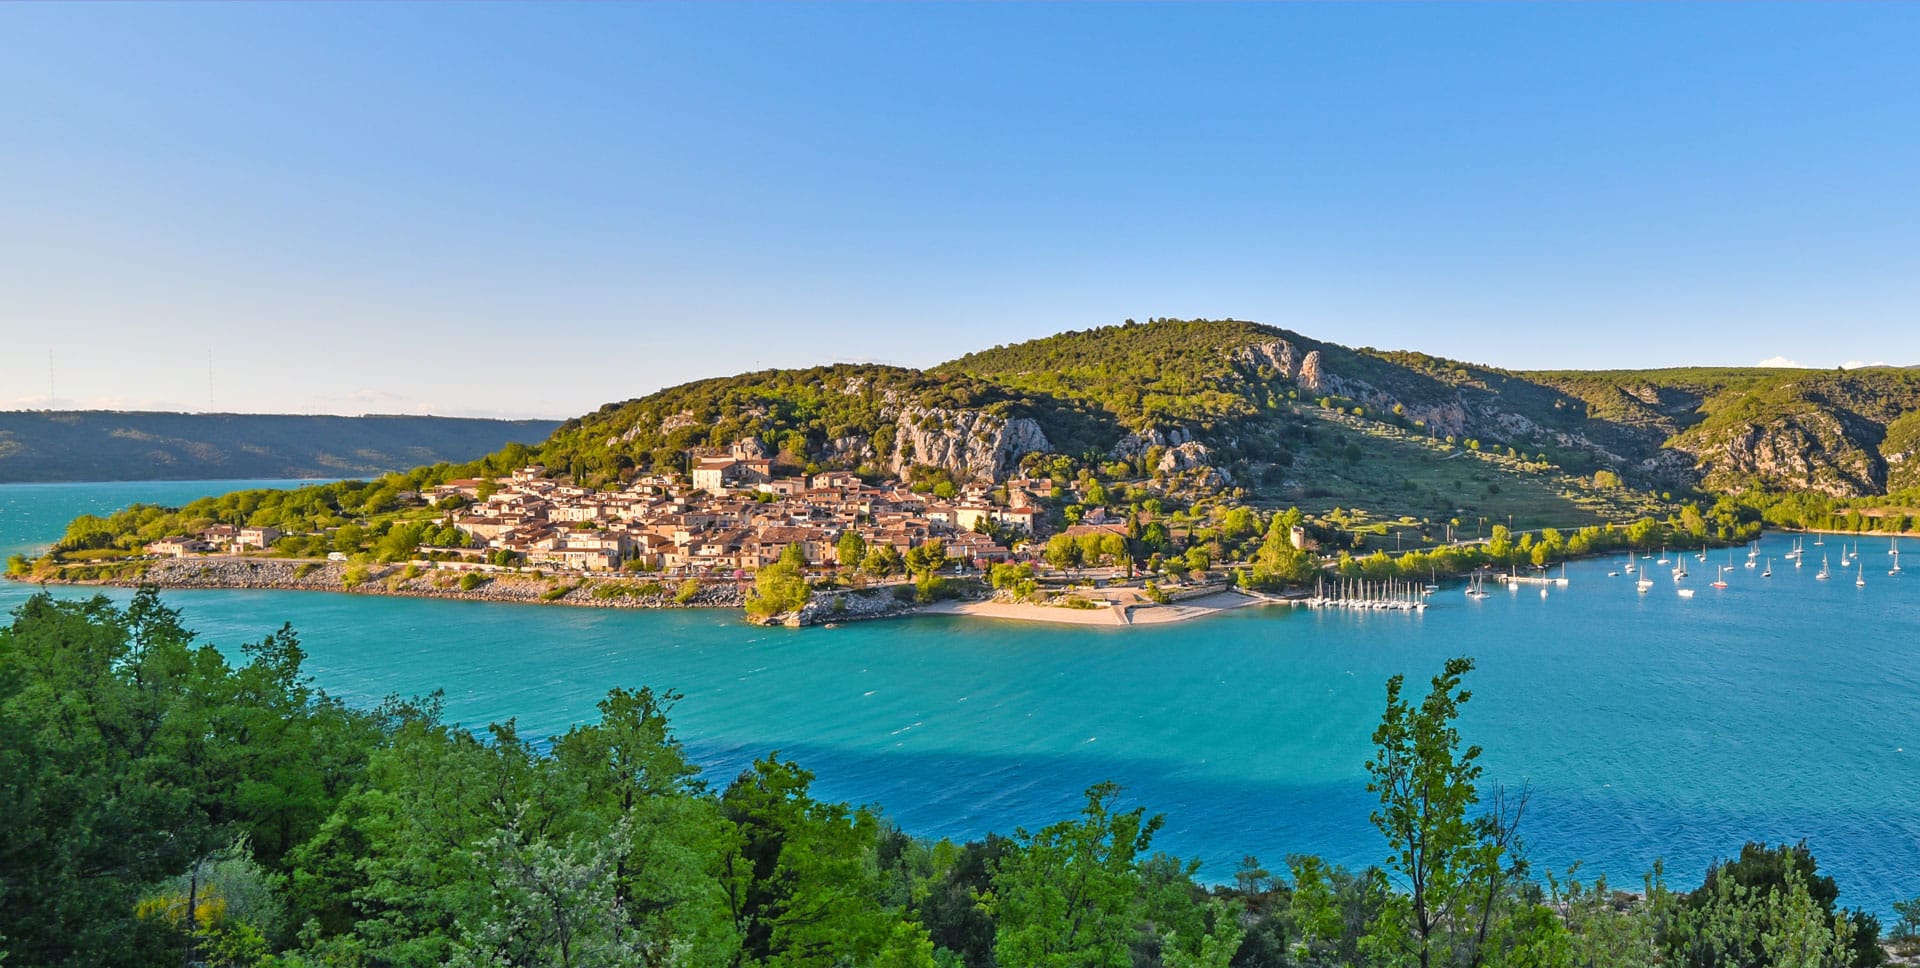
top-left (941, 317), bottom-right (1298, 429)
top-left (458, 571), bottom-right (486, 591)
top-left (521, 362), bottom-right (1079, 485)
top-left (1249, 507), bottom-right (1319, 588)
top-left (905, 539), bottom-right (951, 578)
top-left (716, 757), bottom-right (935, 966)
top-left (0, 591), bottom-right (381, 965)
top-left (987, 781), bottom-right (1161, 967)
top-left (1365, 656), bottom-right (1525, 968)
top-left (747, 554), bottom-right (811, 618)
top-left (1665, 842), bottom-right (1885, 968)
top-left (863, 544), bottom-right (904, 579)
top-left (913, 573), bottom-right (948, 603)
top-left (673, 578), bottom-right (703, 604)
top-left (836, 529), bottom-right (868, 569)
top-left (0, 598), bottom-right (1896, 968)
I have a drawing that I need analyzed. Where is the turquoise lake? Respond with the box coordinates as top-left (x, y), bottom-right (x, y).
top-left (5, 480), bottom-right (1918, 913)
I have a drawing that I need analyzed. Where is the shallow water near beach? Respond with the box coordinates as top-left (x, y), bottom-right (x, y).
top-left (5, 480), bottom-right (1919, 913)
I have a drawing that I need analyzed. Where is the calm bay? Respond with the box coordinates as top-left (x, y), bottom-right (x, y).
top-left (5, 479), bottom-right (1917, 913)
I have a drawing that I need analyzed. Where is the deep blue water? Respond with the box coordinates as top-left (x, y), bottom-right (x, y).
top-left (4, 481), bottom-right (1917, 913)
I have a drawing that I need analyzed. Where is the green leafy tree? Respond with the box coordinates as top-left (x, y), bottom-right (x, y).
top-left (1250, 508), bottom-right (1318, 588)
top-left (904, 539), bottom-right (950, 578)
top-left (1364, 657), bottom-right (1525, 968)
top-left (862, 544), bottom-right (904, 579)
top-left (835, 530), bottom-right (867, 570)
top-left (714, 757), bottom-right (934, 967)
top-left (986, 781), bottom-right (1158, 968)
top-left (747, 547), bottom-right (811, 618)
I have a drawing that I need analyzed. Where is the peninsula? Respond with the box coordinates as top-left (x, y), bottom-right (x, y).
top-left (14, 319), bottom-right (1920, 623)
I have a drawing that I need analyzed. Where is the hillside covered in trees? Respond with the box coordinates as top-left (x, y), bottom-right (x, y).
top-left (3, 592), bottom-right (1908, 967)
top-left (495, 318), bottom-right (1920, 516)
top-left (0, 412), bottom-right (560, 483)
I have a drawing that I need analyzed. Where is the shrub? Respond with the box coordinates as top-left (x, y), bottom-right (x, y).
top-left (458, 572), bottom-right (486, 591)
top-left (673, 579), bottom-right (701, 604)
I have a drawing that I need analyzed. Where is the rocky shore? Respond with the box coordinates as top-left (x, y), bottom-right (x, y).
top-left (22, 557), bottom-right (748, 610)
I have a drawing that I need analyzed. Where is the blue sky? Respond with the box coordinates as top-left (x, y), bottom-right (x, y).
top-left (3, 3), bottom-right (1916, 418)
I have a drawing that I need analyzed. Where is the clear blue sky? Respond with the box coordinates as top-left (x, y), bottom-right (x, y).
top-left (3, 3), bottom-right (1916, 418)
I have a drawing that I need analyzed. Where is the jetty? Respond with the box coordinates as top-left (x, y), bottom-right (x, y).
top-left (1302, 576), bottom-right (1428, 612)
top-left (1497, 564), bottom-right (1569, 587)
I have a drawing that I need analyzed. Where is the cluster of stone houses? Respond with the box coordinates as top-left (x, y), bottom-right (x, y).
top-left (146, 524), bottom-right (283, 558)
top-left (423, 463), bottom-right (1053, 575)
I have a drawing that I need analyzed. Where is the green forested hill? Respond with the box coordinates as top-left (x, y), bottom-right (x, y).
top-left (457, 318), bottom-right (1920, 506)
top-left (0, 412), bottom-right (560, 483)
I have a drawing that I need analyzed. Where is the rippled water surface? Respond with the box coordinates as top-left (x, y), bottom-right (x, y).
top-left (5, 480), bottom-right (1917, 912)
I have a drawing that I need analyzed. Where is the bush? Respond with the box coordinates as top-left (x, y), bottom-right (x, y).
top-left (591, 581), bottom-right (666, 601)
top-left (673, 579), bottom-right (702, 604)
top-left (341, 564), bottom-right (369, 587)
top-left (913, 573), bottom-right (946, 603)
top-left (458, 572), bottom-right (486, 591)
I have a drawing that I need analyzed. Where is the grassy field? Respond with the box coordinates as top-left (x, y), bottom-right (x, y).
top-left (1266, 407), bottom-right (1668, 552)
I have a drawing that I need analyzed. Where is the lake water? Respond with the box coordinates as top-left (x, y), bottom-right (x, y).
top-left (4, 480), bottom-right (1918, 913)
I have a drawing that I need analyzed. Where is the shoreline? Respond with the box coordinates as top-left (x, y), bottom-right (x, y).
top-left (10, 558), bottom-right (1288, 629)
top-left (914, 590), bottom-right (1273, 627)
top-left (19, 527), bottom-right (1863, 628)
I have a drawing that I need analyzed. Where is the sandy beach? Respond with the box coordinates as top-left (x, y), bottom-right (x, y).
top-left (916, 590), bottom-right (1272, 627)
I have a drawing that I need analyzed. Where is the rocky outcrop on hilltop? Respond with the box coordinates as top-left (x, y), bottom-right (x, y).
top-left (889, 407), bottom-right (1050, 481)
top-left (1230, 338), bottom-right (1325, 394)
top-left (1156, 440), bottom-right (1213, 474)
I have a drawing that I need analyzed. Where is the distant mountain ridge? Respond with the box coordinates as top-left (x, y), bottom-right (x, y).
top-left (0, 412), bottom-right (562, 483)
top-left (508, 318), bottom-right (1920, 502)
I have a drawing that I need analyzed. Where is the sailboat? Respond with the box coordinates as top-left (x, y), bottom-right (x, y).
top-left (1697, 545), bottom-right (1709, 561)
top-left (1677, 587), bottom-right (1695, 598)
top-left (1814, 534), bottom-right (1825, 546)
top-left (1424, 566), bottom-right (1438, 595)
top-left (1747, 542), bottom-right (1759, 560)
top-left (1762, 558), bottom-right (1773, 578)
top-left (1857, 562), bottom-right (1866, 586)
top-left (1816, 554), bottom-right (1831, 581)
top-left (1556, 562), bottom-right (1569, 586)
top-left (1657, 546), bottom-right (1670, 565)
top-left (1673, 555), bottom-right (1688, 581)
top-left (1465, 570), bottom-right (1489, 599)
top-left (1711, 565), bottom-right (1728, 589)
top-left (1624, 555), bottom-right (1637, 574)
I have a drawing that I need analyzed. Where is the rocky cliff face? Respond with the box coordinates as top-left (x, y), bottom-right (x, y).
top-left (1683, 411), bottom-right (1888, 497)
top-left (888, 407), bottom-right (1051, 481)
top-left (1230, 338), bottom-right (1324, 394)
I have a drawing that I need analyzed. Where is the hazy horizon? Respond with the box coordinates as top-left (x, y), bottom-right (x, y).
top-left (5, 3), bottom-right (1916, 419)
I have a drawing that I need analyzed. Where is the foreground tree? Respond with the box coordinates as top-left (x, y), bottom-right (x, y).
top-left (1364, 657), bottom-right (1532, 968)
top-left (986, 781), bottom-right (1159, 967)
